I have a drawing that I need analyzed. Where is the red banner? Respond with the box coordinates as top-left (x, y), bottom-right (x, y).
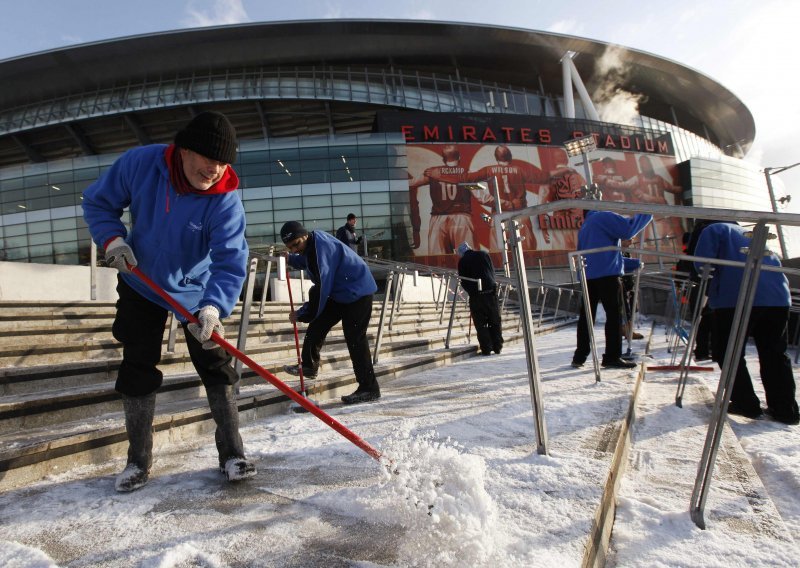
top-left (405, 142), bottom-right (684, 268)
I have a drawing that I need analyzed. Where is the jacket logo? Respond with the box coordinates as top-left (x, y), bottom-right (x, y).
top-left (188, 221), bottom-right (203, 232)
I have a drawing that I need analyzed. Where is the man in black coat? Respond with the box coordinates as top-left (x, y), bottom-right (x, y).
top-left (457, 242), bottom-right (503, 355)
top-left (335, 213), bottom-right (363, 254)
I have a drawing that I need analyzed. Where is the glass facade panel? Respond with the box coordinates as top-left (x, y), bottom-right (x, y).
top-left (303, 195), bottom-right (332, 207)
top-left (333, 206), bottom-right (361, 219)
top-left (303, 207), bottom-right (333, 220)
top-left (332, 194), bottom-right (361, 206)
top-left (247, 211), bottom-right (273, 225)
top-left (52, 217), bottom-right (77, 230)
top-left (28, 220), bottom-right (51, 234)
top-left (272, 185), bottom-right (302, 198)
top-left (2, 124), bottom-right (765, 265)
top-left (273, 197), bottom-right (303, 210)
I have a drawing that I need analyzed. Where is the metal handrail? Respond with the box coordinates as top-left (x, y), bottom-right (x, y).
top-left (495, 199), bottom-right (800, 530)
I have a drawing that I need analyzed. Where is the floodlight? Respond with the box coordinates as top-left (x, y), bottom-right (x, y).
top-left (564, 134), bottom-right (597, 157)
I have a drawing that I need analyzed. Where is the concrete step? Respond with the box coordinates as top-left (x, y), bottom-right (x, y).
top-left (0, 320), bottom-right (562, 491)
top-left (0, 308), bottom-right (487, 367)
top-left (0, 309), bottom-right (541, 398)
top-left (0, 295), bottom-right (551, 491)
top-left (0, 317), bottom-right (529, 434)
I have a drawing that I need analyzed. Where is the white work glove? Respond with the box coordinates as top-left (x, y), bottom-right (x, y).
top-left (187, 305), bottom-right (224, 349)
top-left (105, 237), bottom-right (137, 273)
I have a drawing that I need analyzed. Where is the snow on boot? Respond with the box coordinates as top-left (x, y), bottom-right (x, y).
top-left (116, 392), bottom-right (156, 493)
top-left (115, 463), bottom-right (149, 492)
top-left (222, 457), bottom-right (257, 481)
top-left (205, 384), bottom-right (255, 479)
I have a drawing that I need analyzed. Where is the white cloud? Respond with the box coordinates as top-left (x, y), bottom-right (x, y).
top-left (182, 0), bottom-right (250, 27)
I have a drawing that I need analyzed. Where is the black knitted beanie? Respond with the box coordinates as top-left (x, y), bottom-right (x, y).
top-left (174, 111), bottom-right (237, 164)
top-left (280, 221), bottom-right (309, 244)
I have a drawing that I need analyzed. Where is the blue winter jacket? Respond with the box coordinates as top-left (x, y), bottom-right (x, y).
top-left (82, 145), bottom-right (248, 320)
top-left (288, 230), bottom-right (377, 321)
top-left (578, 211), bottom-right (652, 280)
top-left (623, 257), bottom-right (641, 274)
top-left (694, 222), bottom-right (789, 309)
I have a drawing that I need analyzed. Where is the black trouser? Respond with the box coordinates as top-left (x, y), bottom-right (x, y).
top-left (713, 307), bottom-right (798, 419)
top-left (301, 295), bottom-right (378, 392)
top-left (469, 290), bottom-right (503, 354)
top-left (112, 277), bottom-right (238, 397)
top-left (688, 284), bottom-right (714, 357)
top-left (575, 275), bottom-right (624, 361)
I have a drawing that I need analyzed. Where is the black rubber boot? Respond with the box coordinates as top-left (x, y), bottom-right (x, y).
top-left (115, 392), bottom-right (156, 493)
top-left (205, 384), bottom-right (256, 481)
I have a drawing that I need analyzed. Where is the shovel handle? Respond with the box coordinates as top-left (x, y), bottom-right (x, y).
top-left (285, 262), bottom-right (306, 393)
top-left (129, 265), bottom-right (383, 462)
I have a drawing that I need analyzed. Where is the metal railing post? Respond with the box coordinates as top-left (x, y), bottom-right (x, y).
top-left (675, 263), bottom-right (713, 406)
top-left (439, 275), bottom-right (451, 324)
top-left (575, 254), bottom-right (601, 382)
top-left (507, 219), bottom-right (548, 455)
top-left (553, 287), bottom-right (563, 321)
top-left (690, 222), bottom-right (769, 529)
top-left (90, 240), bottom-right (97, 301)
top-left (444, 282), bottom-right (461, 348)
top-left (166, 312), bottom-right (179, 353)
top-left (372, 271), bottom-right (394, 364)
top-left (234, 256), bottom-right (258, 380)
top-left (389, 271), bottom-right (405, 330)
top-left (258, 246), bottom-right (275, 318)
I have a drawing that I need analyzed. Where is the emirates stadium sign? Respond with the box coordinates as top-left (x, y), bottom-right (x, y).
top-left (375, 112), bottom-right (674, 156)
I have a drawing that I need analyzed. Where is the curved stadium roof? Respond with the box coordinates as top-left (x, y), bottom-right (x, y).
top-left (0, 19), bottom-right (754, 167)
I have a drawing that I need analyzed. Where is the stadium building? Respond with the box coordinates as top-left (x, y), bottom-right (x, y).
top-left (0, 19), bottom-right (770, 268)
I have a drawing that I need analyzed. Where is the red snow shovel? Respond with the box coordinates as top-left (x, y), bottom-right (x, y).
top-left (130, 265), bottom-right (383, 463)
top-left (285, 263), bottom-right (317, 413)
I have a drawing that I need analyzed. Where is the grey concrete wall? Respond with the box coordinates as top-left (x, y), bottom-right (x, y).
top-left (0, 261), bottom-right (118, 301)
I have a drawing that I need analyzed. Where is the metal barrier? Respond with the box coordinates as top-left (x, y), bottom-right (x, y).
top-left (495, 198), bottom-right (800, 529)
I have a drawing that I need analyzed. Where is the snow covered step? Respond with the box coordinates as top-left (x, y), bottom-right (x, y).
top-left (0, 328), bottom-right (490, 434)
top-left (0, 310), bottom-right (483, 396)
top-left (0, 305), bottom-right (477, 367)
top-left (0, 342), bottom-right (487, 491)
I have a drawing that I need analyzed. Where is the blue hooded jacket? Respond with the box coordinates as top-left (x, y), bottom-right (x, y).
top-left (578, 211), bottom-right (652, 280)
top-left (82, 145), bottom-right (248, 320)
top-left (288, 230), bottom-right (377, 321)
top-left (694, 222), bottom-right (789, 309)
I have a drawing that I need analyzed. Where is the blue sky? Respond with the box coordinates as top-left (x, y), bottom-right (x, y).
top-left (1, 0), bottom-right (799, 205)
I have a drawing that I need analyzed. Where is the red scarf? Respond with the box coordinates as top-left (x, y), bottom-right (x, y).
top-left (165, 145), bottom-right (239, 195)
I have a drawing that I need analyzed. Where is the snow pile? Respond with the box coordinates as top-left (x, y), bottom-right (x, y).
top-left (140, 542), bottom-right (222, 568)
top-left (375, 428), bottom-right (501, 567)
top-left (0, 540), bottom-right (58, 568)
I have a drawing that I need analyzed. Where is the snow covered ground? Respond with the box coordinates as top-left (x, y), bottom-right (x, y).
top-left (0, 323), bottom-right (797, 567)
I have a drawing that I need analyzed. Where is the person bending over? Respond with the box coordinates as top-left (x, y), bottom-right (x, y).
top-left (281, 221), bottom-right (381, 405)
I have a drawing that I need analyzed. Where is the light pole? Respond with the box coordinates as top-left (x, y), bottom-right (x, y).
top-left (564, 134), bottom-right (597, 188)
top-left (764, 161), bottom-right (800, 259)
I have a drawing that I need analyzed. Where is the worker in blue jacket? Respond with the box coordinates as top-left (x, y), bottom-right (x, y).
top-left (572, 210), bottom-right (652, 369)
top-left (280, 221), bottom-right (381, 404)
top-left (695, 222), bottom-right (798, 424)
top-left (83, 111), bottom-right (256, 492)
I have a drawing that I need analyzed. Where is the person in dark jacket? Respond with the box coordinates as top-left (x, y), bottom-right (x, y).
top-left (281, 221), bottom-right (381, 404)
top-left (335, 213), bottom-right (363, 254)
top-left (572, 210), bottom-right (652, 369)
top-left (457, 242), bottom-right (503, 355)
top-left (82, 111), bottom-right (256, 492)
top-left (695, 222), bottom-right (799, 424)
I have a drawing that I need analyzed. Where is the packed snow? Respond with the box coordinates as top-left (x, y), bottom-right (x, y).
top-left (0, 322), bottom-right (797, 567)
